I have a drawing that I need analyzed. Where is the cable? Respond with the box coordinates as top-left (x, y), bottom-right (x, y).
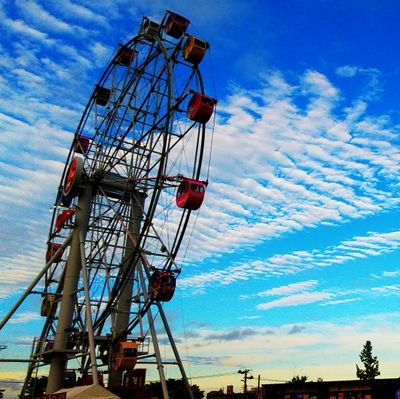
top-left (190, 372), bottom-right (239, 380)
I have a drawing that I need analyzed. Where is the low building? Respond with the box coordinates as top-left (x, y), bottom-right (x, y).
top-left (262, 378), bottom-right (400, 399)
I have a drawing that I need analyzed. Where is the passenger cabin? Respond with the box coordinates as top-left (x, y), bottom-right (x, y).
top-left (41, 294), bottom-right (57, 317)
top-left (113, 340), bottom-right (138, 371)
top-left (95, 85), bottom-right (111, 106)
top-left (148, 270), bottom-right (176, 302)
top-left (46, 243), bottom-right (64, 263)
top-left (176, 178), bottom-right (206, 210)
top-left (182, 35), bottom-right (208, 64)
top-left (44, 339), bottom-right (54, 352)
top-left (57, 189), bottom-right (72, 207)
top-left (187, 92), bottom-right (216, 124)
top-left (55, 209), bottom-right (75, 233)
top-left (116, 46), bottom-right (135, 66)
top-left (63, 157), bottom-right (83, 198)
top-left (165, 12), bottom-right (190, 38)
top-left (73, 135), bottom-right (90, 154)
top-left (141, 18), bottom-right (160, 40)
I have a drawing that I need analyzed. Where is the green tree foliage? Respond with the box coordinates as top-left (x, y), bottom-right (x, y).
top-left (145, 378), bottom-right (204, 399)
top-left (356, 340), bottom-right (380, 380)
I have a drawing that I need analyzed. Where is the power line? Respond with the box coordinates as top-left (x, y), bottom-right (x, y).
top-left (260, 378), bottom-right (287, 383)
top-left (189, 372), bottom-right (238, 380)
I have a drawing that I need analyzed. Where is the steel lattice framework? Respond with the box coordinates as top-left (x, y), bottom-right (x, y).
top-left (0, 10), bottom-right (216, 399)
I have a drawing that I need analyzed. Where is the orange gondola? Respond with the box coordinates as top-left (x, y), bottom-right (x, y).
top-left (113, 340), bottom-right (138, 371)
top-left (182, 35), bottom-right (208, 64)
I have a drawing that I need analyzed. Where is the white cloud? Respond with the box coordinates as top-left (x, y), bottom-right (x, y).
top-left (14, 0), bottom-right (75, 33)
top-left (301, 70), bottom-right (339, 99)
top-left (251, 280), bottom-right (319, 298)
top-left (371, 285), bottom-right (400, 295)
top-left (336, 65), bottom-right (383, 100)
top-left (1, 16), bottom-right (50, 42)
top-left (175, 69), bottom-right (400, 269)
top-left (47, 0), bottom-right (108, 25)
top-left (180, 231), bottom-right (400, 293)
top-left (256, 291), bottom-right (335, 310)
top-left (7, 311), bottom-right (41, 324)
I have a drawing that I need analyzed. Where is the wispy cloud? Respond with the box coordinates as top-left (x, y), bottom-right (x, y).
top-left (253, 281), bottom-right (319, 298)
top-left (336, 65), bottom-right (383, 100)
top-left (322, 298), bottom-right (362, 306)
top-left (180, 231), bottom-right (400, 293)
top-left (14, 0), bottom-right (78, 34)
top-left (205, 327), bottom-right (263, 342)
top-left (289, 325), bottom-right (306, 335)
top-left (1, 16), bottom-right (50, 42)
top-left (256, 291), bottom-right (334, 311)
top-left (7, 312), bottom-right (41, 324)
top-left (178, 70), bottom-right (400, 268)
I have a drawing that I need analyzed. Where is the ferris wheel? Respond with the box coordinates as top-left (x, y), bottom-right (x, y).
top-left (1, 10), bottom-right (216, 399)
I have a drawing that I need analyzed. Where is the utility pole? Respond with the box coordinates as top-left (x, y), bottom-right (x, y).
top-left (238, 368), bottom-right (254, 393)
top-left (0, 346), bottom-right (6, 398)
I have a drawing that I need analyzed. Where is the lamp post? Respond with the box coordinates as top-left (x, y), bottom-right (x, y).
top-left (238, 368), bottom-right (254, 393)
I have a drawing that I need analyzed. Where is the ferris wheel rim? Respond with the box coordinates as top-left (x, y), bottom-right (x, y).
top-left (29, 11), bottom-right (215, 392)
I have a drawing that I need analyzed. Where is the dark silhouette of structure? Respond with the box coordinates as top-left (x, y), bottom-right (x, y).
top-left (262, 378), bottom-right (400, 399)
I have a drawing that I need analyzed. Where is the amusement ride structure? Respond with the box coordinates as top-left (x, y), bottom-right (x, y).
top-left (0, 10), bottom-right (216, 399)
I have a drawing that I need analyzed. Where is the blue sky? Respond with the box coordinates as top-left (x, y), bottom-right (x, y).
top-left (1, 0), bottom-right (400, 396)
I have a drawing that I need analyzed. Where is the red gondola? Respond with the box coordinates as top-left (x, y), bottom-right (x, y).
top-left (148, 270), bottom-right (176, 302)
top-left (46, 243), bottom-right (64, 263)
top-left (182, 35), bottom-right (208, 64)
top-left (176, 178), bottom-right (206, 210)
top-left (165, 12), bottom-right (190, 39)
top-left (187, 92), bottom-right (216, 124)
top-left (55, 209), bottom-right (75, 233)
top-left (116, 46), bottom-right (135, 66)
top-left (95, 85), bottom-right (111, 106)
top-left (73, 135), bottom-right (90, 154)
top-left (62, 157), bottom-right (83, 197)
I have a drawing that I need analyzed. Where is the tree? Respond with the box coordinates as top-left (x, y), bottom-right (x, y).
top-left (23, 376), bottom-right (48, 399)
top-left (356, 340), bottom-right (380, 380)
top-left (287, 375), bottom-right (308, 384)
top-left (145, 378), bottom-right (204, 399)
